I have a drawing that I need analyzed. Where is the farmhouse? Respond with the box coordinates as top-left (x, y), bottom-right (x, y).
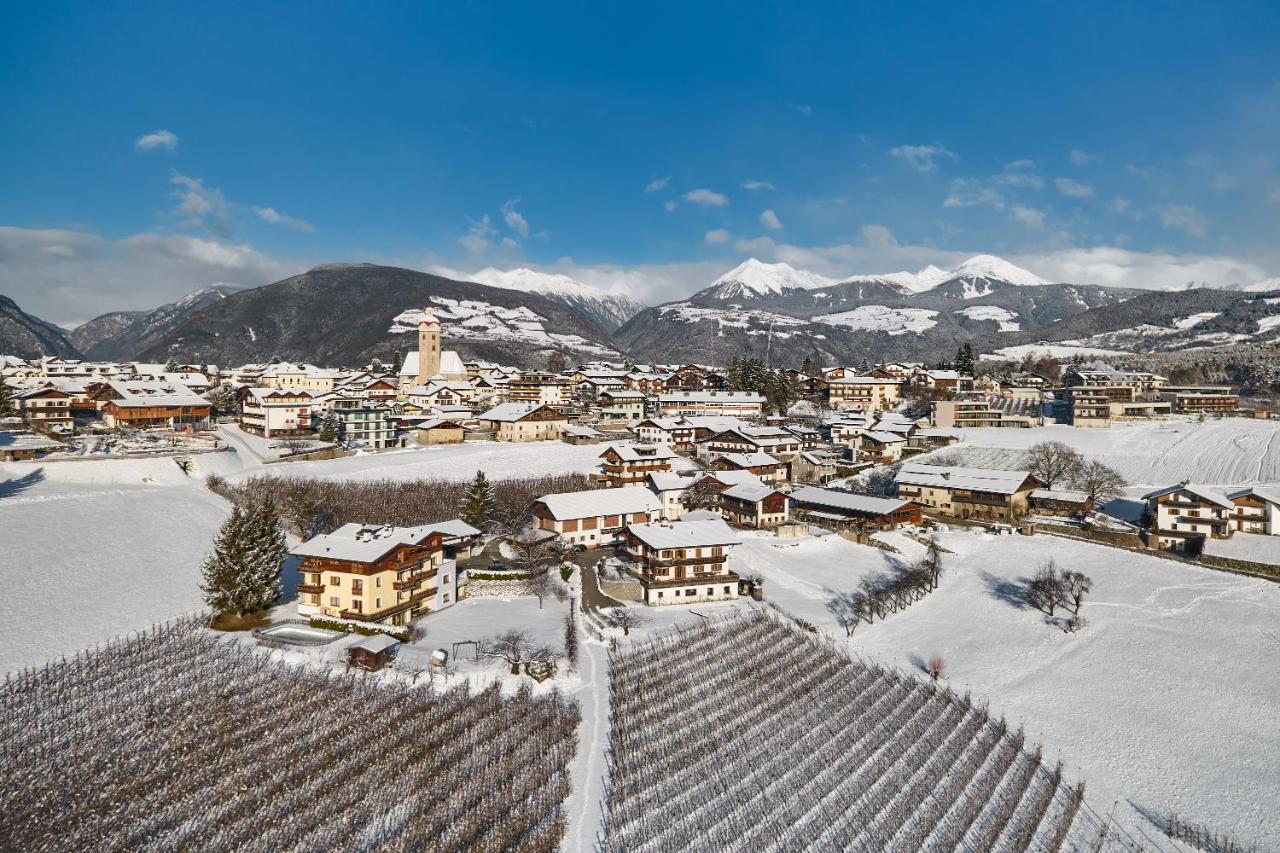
top-left (789, 486), bottom-right (922, 529)
top-left (624, 518), bottom-right (742, 606)
top-left (1226, 487), bottom-right (1280, 535)
top-left (1142, 483), bottom-right (1234, 552)
top-left (895, 463), bottom-right (1042, 522)
top-left (598, 442), bottom-right (679, 487)
top-left (415, 418), bottom-right (466, 445)
top-left (291, 523), bottom-right (459, 626)
top-left (710, 451), bottom-right (787, 484)
top-left (717, 482), bottom-right (789, 528)
top-left (476, 402), bottom-right (568, 442)
top-left (532, 486), bottom-right (660, 547)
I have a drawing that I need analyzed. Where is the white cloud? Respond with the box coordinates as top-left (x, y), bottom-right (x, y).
top-left (1010, 206), bottom-right (1046, 228)
top-left (1111, 197), bottom-right (1134, 216)
top-left (253, 206), bottom-right (315, 233)
top-left (995, 160), bottom-right (1045, 189)
top-left (734, 236), bottom-right (776, 254)
top-left (790, 104), bottom-right (813, 118)
top-left (501, 199), bottom-right (530, 237)
top-left (682, 188), bottom-right (728, 207)
top-left (1269, 189), bottom-right (1280, 205)
top-left (1018, 245), bottom-right (1263, 290)
top-left (759, 209), bottom-right (782, 230)
top-left (742, 180), bottom-right (774, 191)
top-left (1054, 177), bottom-right (1095, 198)
top-left (644, 176), bottom-right (670, 193)
top-left (458, 214), bottom-right (497, 254)
top-left (0, 226), bottom-right (292, 326)
top-left (890, 144), bottom-right (957, 173)
top-left (861, 224), bottom-right (897, 248)
top-left (663, 200), bottom-right (678, 212)
top-left (135, 129), bottom-right (179, 152)
top-left (1154, 203), bottom-right (1210, 237)
top-left (704, 228), bottom-right (732, 244)
top-left (169, 172), bottom-right (231, 237)
top-left (943, 178), bottom-right (1004, 209)
top-left (1069, 149), bottom-right (1097, 166)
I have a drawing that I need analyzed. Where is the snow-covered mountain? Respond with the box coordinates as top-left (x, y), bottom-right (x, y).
top-left (843, 254), bottom-right (1049, 295)
top-left (468, 267), bottom-right (646, 332)
top-left (71, 284), bottom-right (245, 360)
top-left (694, 259), bottom-right (838, 300)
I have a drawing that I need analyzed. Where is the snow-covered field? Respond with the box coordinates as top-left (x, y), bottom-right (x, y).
top-left (954, 305), bottom-right (1021, 331)
top-left (730, 527), bottom-right (1280, 846)
top-left (938, 418), bottom-right (1280, 486)
top-left (815, 305), bottom-right (939, 335)
top-left (0, 463), bottom-right (228, 672)
top-left (1203, 531), bottom-right (1280, 563)
top-left (982, 342), bottom-right (1127, 360)
top-left (225, 439), bottom-right (605, 484)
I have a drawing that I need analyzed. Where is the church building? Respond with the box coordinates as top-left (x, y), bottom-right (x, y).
top-left (398, 305), bottom-right (469, 387)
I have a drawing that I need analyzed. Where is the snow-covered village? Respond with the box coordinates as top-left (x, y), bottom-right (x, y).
top-left (5, 5), bottom-right (1280, 852)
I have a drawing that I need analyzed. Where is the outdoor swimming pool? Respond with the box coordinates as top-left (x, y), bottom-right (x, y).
top-left (253, 623), bottom-right (344, 645)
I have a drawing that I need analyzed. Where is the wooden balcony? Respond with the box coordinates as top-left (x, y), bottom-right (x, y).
top-left (340, 590), bottom-right (430, 623)
top-left (297, 583), bottom-right (325, 595)
top-left (643, 570), bottom-right (739, 589)
top-left (642, 554), bottom-right (728, 569)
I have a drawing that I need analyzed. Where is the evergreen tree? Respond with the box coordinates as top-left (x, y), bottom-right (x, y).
top-left (317, 412), bottom-right (338, 443)
top-left (462, 470), bottom-right (496, 529)
top-left (956, 343), bottom-right (977, 375)
top-left (859, 356), bottom-right (871, 373)
top-left (0, 377), bottom-right (15, 419)
top-left (800, 355), bottom-right (815, 377)
top-left (245, 497), bottom-right (287, 608)
top-left (163, 357), bottom-right (177, 372)
top-left (200, 506), bottom-right (257, 616)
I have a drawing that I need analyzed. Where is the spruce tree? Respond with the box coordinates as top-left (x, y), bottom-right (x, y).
top-left (317, 413), bottom-right (338, 443)
top-left (0, 377), bottom-right (14, 419)
top-left (800, 355), bottom-right (815, 377)
top-left (201, 506), bottom-right (256, 616)
top-left (247, 497), bottom-right (287, 609)
top-left (462, 470), bottom-right (496, 529)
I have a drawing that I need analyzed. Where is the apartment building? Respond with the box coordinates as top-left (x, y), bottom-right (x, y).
top-left (895, 463), bottom-right (1042, 522)
top-left (624, 518), bottom-right (742, 606)
top-left (599, 390), bottom-right (646, 423)
top-left (656, 391), bottom-right (765, 418)
top-left (291, 523), bottom-right (458, 626)
top-left (532, 486), bottom-right (661, 547)
top-left (240, 388), bottom-right (313, 438)
top-left (1159, 385), bottom-right (1239, 414)
top-left (826, 376), bottom-right (902, 412)
top-left (330, 396), bottom-right (402, 449)
top-left (13, 386), bottom-right (74, 433)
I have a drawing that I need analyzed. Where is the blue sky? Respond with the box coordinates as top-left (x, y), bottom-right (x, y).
top-left (3, 1), bottom-right (1280, 324)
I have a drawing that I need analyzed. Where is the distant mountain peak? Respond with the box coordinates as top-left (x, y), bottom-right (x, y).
top-left (949, 254), bottom-right (1048, 286)
top-left (703, 259), bottom-right (837, 299)
top-left (468, 266), bottom-right (646, 331)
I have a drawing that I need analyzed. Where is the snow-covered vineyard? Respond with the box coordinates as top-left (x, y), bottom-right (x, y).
top-left (603, 613), bottom-right (1131, 852)
top-left (0, 619), bottom-right (580, 852)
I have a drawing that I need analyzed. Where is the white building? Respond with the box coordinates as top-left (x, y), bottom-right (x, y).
top-left (241, 388), bottom-right (314, 437)
top-left (532, 486), bottom-right (661, 548)
top-left (624, 518), bottom-right (742, 606)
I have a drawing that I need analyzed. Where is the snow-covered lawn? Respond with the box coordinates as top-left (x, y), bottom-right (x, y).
top-left (842, 529), bottom-right (1280, 846)
top-left (939, 418), bottom-right (1280, 486)
top-left (1203, 531), bottom-right (1280, 564)
top-left (227, 440), bottom-right (604, 483)
top-left (411, 596), bottom-right (569, 654)
top-left (0, 464), bottom-right (229, 673)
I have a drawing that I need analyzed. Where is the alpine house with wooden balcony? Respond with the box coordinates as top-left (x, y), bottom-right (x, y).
top-left (624, 518), bottom-right (742, 605)
top-left (597, 442), bottom-right (679, 487)
top-left (290, 523), bottom-right (460, 626)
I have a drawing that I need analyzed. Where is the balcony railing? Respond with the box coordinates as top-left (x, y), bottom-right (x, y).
top-left (643, 570), bottom-right (740, 589)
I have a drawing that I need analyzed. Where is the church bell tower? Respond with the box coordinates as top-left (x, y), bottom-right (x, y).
top-left (415, 305), bottom-right (441, 384)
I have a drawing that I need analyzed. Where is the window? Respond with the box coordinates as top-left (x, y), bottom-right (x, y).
top-left (685, 589), bottom-right (696, 597)
top-left (443, 575), bottom-right (450, 584)
top-left (443, 593), bottom-right (450, 603)
top-left (657, 591), bottom-right (664, 598)
top-left (724, 586), bottom-right (731, 594)
top-left (375, 577), bottom-right (382, 588)
top-left (329, 576), bottom-right (341, 586)
top-left (375, 597), bottom-right (382, 608)
top-left (329, 596), bottom-right (340, 606)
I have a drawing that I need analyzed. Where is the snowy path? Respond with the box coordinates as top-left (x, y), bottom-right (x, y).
top-left (563, 639), bottom-right (609, 852)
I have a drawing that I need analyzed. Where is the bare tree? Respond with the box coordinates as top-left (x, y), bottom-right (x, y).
top-left (1021, 441), bottom-right (1084, 489)
top-left (1061, 570), bottom-right (1093, 613)
top-left (849, 462), bottom-right (903, 497)
top-left (680, 476), bottom-right (723, 513)
top-left (1068, 459), bottom-right (1127, 506)
top-left (527, 568), bottom-right (553, 609)
top-left (607, 607), bottom-right (647, 636)
top-left (926, 655), bottom-right (946, 682)
top-left (1026, 558), bottom-right (1066, 616)
top-left (480, 629), bottom-right (558, 675)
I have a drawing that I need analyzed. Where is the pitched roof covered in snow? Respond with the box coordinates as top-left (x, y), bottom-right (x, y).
top-left (1142, 483), bottom-right (1234, 510)
top-left (1226, 486), bottom-right (1280, 507)
top-left (535, 486), bottom-right (660, 520)
top-left (715, 451), bottom-right (781, 468)
top-left (720, 482), bottom-right (782, 503)
top-left (477, 402), bottom-right (559, 422)
top-left (290, 523), bottom-right (444, 563)
top-left (790, 486), bottom-right (914, 516)
top-left (601, 442), bottom-right (680, 462)
top-left (626, 518), bottom-right (742, 550)
top-left (895, 463), bottom-right (1038, 495)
